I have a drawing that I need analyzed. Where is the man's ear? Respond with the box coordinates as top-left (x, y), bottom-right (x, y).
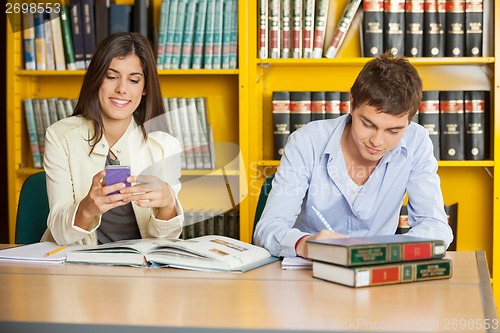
top-left (349, 93), bottom-right (353, 114)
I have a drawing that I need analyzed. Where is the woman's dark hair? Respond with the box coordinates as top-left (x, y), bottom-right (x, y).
top-left (350, 51), bottom-right (423, 121)
top-left (73, 32), bottom-right (164, 152)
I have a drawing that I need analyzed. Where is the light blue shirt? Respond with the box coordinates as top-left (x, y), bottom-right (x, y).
top-left (254, 115), bottom-right (453, 257)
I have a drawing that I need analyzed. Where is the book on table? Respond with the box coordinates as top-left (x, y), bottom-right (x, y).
top-left (66, 235), bottom-right (278, 272)
top-left (306, 234), bottom-right (446, 267)
top-left (312, 257), bottom-right (452, 287)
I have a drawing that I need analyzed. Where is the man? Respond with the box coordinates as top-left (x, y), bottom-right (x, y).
top-left (253, 52), bottom-right (453, 258)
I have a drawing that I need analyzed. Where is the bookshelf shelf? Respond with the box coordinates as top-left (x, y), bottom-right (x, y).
top-left (17, 69), bottom-right (241, 76)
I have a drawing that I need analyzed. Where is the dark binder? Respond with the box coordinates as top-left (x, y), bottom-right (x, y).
top-left (464, 90), bottom-right (488, 160)
top-left (440, 91), bottom-right (465, 160)
top-left (272, 91), bottom-right (291, 160)
top-left (419, 90), bottom-right (440, 160)
top-left (445, 0), bottom-right (466, 57)
top-left (405, 0), bottom-right (424, 57)
top-left (363, 0), bottom-right (384, 57)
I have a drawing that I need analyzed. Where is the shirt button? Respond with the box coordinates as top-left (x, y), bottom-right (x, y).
top-left (117, 150), bottom-right (121, 154)
top-left (101, 144), bottom-right (105, 148)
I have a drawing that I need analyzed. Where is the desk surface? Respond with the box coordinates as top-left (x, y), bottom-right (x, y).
top-left (0, 250), bottom-right (497, 333)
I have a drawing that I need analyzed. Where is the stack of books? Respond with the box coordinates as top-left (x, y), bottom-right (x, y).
top-left (307, 235), bottom-right (452, 287)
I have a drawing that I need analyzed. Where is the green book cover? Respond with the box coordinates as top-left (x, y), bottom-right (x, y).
top-left (59, 5), bottom-right (76, 70)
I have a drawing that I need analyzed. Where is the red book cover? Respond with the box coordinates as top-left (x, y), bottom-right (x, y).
top-left (371, 266), bottom-right (401, 285)
top-left (402, 243), bottom-right (432, 260)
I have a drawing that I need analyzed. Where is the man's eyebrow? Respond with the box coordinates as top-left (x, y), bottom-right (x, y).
top-left (107, 68), bottom-right (144, 76)
top-left (360, 115), bottom-right (406, 130)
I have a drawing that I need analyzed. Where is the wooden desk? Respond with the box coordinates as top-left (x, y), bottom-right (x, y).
top-left (0, 251), bottom-right (497, 333)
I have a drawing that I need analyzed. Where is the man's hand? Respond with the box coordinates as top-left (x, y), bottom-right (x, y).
top-left (295, 230), bottom-right (348, 258)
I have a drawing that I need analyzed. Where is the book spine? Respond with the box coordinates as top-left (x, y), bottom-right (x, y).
top-left (339, 92), bottom-right (350, 115)
top-left (440, 90), bottom-right (465, 160)
top-left (167, 98), bottom-right (187, 169)
top-left (310, 91), bottom-right (326, 121)
top-left (94, 0), bottom-right (109, 46)
top-left (177, 98), bottom-right (196, 169)
top-left (180, 0), bottom-right (197, 70)
top-left (163, 0), bottom-right (179, 69)
top-left (46, 98), bottom-right (59, 124)
top-left (465, 0), bottom-right (483, 56)
top-left (69, 0), bottom-right (85, 70)
top-left (302, 0), bottom-right (315, 58)
top-left (324, 0), bottom-right (362, 58)
top-left (289, 91), bottom-right (311, 133)
top-left (157, 0), bottom-right (171, 70)
top-left (43, 14), bottom-right (56, 71)
top-left (171, 0), bottom-right (187, 70)
top-left (192, 0), bottom-right (208, 70)
top-left (464, 90), bottom-right (487, 160)
top-left (445, 0), bottom-right (466, 57)
top-left (56, 99), bottom-right (68, 121)
top-left (311, 0), bottom-right (329, 58)
top-left (268, 0), bottom-right (281, 59)
top-left (22, 12), bottom-right (36, 70)
top-left (396, 205), bottom-right (410, 234)
top-left (23, 99), bottom-right (42, 168)
top-left (363, 0), bottom-right (384, 57)
top-left (133, 0), bottom-right (149, 39)
top-left (195, 97), bottom-right (213, 169)
top-left (211, 0), bottom-right (224, 69)
top-left (383, 0), bottom-right (406, 56)
top-left (419, 90), bottom-right (441, 160)
top-left (186, 97), bottom-right (204, 169)
top-left (272, 91), bottom-right (291, 160)
top-left (280, 0), bottom-right (291, 58)
top-left (60, 5), bottom-right (77, 70)
top-left (225, 209), bottom-right (239, 239)
top-left (324, 91), bottom-right (341, 119)
top-left (405, 0), bottom-right (425, 57)
top-left (194, 211), bottom-right (206, 237)
top-left (424, 0), bottom-right (446, 56)
top-left (221, 0), bottom-right (233, 69)
top-left (32, 99), bottom-right (45, 161)
top-left (291, 0), bottom-right (302, 58)
top-left (203, 0), bottom-right (216, 68)
top-left (258, 0), bottom-right (268, 59)
top-left (109, 4), bottom-right (132, 34)
top-left (228, 0), bottom-right (238, 68)
top-left (82, 0), bottom-right (96, 68)
top-left (34, 13), bottom-right (47, 71)
top-left (214, 211), bottom-right (225, 236)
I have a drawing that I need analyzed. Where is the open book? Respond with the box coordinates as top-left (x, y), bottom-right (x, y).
top-left (66, 235), bottom-right (278, 272)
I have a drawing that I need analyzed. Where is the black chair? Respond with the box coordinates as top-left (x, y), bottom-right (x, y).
top-left (15, 171), bottom-right (49, 244)
top-left (252, 173), bottom-right (275, 244)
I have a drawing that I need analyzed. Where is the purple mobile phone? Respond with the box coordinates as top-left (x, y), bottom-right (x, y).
top-left (104, 165), bottom-right (131, 195)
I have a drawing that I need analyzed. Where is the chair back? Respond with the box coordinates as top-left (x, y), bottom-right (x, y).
top-left (252, 173), bottom-right (275, 243)
top-left (15, 172), bottom-right (49, 244)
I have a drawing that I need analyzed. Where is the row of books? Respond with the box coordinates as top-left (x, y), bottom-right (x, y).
top-left (23, 98), bottom-right (77, 168)
top-left (180, 208), bottom-right (240, 240)
top-left (23, 96), bottom-right (216, 171)
top-left (308, 235), bottom-right (452, 287)
top-left (258, 0), bottom-right (485, 59)
top-left (271, 90), bottom-right (489, 161)
top-left (398, 203), bottom-right (458, 251)
top-left (363, 0), bottom-right (484, 57)
top-left (157, 0), bottom-right (238, 70)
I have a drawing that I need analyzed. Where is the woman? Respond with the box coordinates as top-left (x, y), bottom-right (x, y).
top-left (41, 32), bottom-right (183, 245)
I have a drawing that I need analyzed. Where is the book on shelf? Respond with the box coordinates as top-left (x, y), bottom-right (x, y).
top-left (289, 91), bottom-right (311, 133)
top-left (32, 99), bottom-right (45, 161)
top-left (405, 0), bottom-right (425, 57)
top-left (324, 0), bottom-right (362, 58)
top-left (464, 90), bottom-right (488, 160)
top-left (133, 0), bottom-right (149, 39)
top-left (109, 4), bottom-right (132, 34)
top-left (268, 0), bottom-right (280, 59)
top-left (170, 0), bottom-right (188, 70)
top-left (383, 0), bottom-right (405, 56)
top-left (221, 0), bottom-right (234, 69)
top-left (60, 5), bottom-right (77, 70)
top-left (280, 0), bottom-right (291, 58)
top-left (34, 12), bottom-right (47, 71)
top-left (440, 90), bottom-right (465, 160)
top-left (306, 234), bottom-right (446, 267)
top-left (43, 13), bottom-right (56, 71)
top-left (66, 235), bottom-right (277, 272)
top-left (302, 0), bottom-right (315, 58)
top-left (94, 0), bottom-right (110, 46)
top-left (423, 0), bottom-right (446, 56)
top-left (228, 0), bottom-right (238, 68)
top-left (22, 12), bottom-right (36, 70)
top-left (195, 97), bottom-right (215, 169)
top-left (211, 0), bottom-right (224, 69)
top-left (291, 0), bottom-right (302, 58)
top-left (192, 0), bottom-right (208, 69)
top-left (82, 0), bottom-right (97, 67)
top-left (311, 91), bottom-right (326, 121)
top-left (445, 0), bottom-right (466, 57)
top-left (163, 0), bottom-right (178, 69)
top-left (465, 0), bottom-right (483, 56)
top-left (312, 257), bottom-right (452, 287)
top-left (185, 97), bottom-right (204, 169)
top-left (362, 0), bottom-right (384, 57)
top-left (177, 98), bottom-right (196, 169)
top-left (272, 91), bottom-right (291, 161)
top-left (180, 0), bottom-right (197, 69)
top-left (69, 0), bottom-right (86, 70)
top-left (258, 0), bottom-right (268, 59)
top-left (311, 0), bottom-right (329, 58)
top-left (339, 92), bottom-right (350, 115)
top-left (49, 10), bottom-right (67, 70)
top-left (156, 0), bottom-right (170, 70)
top-left (325, 91), bottom-right (341, 119)
top-left (419, 90), bottom-right (440, 160)
top-left (23, 99), bottom-right (42, 169)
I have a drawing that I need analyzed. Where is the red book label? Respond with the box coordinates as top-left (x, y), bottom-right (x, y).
top-left (371, 266), bottom-right (400, 284)
top-left (402, 243), bottom-right (432, 260)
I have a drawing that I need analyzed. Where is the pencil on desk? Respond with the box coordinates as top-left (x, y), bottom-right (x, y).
top-left (311, 205), bottom-right (335, 232)
top-left (44, 245), bottom-right (66, 257)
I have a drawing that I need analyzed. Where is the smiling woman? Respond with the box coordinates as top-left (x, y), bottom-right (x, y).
top-left (40, 32), bottom-right (185, 246)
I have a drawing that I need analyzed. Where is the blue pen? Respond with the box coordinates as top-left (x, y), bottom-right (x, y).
top-left (311, 205), bottom-right (335, 232)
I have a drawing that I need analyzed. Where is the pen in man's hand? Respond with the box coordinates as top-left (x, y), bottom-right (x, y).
top-left (311, 205), bottom-right (335, 232)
